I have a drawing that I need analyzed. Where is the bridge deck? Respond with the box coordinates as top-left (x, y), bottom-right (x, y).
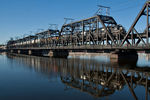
top-left (10, 45), bottom-right (150, 50)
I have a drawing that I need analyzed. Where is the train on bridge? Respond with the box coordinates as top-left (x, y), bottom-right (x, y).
top-left (6, 0), bottom-right (150, 57)
top-left (7, 15), bottom-right (126, 49)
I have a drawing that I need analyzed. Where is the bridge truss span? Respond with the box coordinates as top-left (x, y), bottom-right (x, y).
top-left (6, 0), bottom-right (150, 52)
top-left (120, 1), bottom-right (150, 47)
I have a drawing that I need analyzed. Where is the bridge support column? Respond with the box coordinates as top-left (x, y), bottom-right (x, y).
top-left (48, 50), bottom-right (69, 58)
top-left (18, 50), bottom-right (21, 54)
top-left (28, 50), bottom-right (32, 55)
top-left (110, 50), bottom-right (138, 62)
top-left (48, 50), bottom-right (54, 57)
top-left (10, 50), bottom-right (13, 53)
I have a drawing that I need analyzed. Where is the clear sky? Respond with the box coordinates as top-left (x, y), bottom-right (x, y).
top-left (0, 0), bottom-right (147, 44)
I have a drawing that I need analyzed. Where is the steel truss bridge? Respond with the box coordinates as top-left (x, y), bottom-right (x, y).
top-left (7, 54), bottom-right (150, 100)
top-left (6, 1), bottom-right (150, 55)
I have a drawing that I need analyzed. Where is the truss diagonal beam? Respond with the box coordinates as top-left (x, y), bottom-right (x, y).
top-left (120, 71), bottom-right (138, 100)
top-left (97, 15), bottom-right (116, 45)
top-left (133, 28), bottom-right (147, 46)
top-left (120, 2), bottom-right (148, 47)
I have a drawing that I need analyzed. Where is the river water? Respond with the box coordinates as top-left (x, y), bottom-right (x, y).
top-left (0, 53), bottom-right (150, 100)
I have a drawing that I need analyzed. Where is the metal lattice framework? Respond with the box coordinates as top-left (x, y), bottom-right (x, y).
top-left (120, 1), bottom-right (150, 47)
top-left (60, 15), bottom-right (125, 46)
top-left (6, 0), bottom-right (150, 51)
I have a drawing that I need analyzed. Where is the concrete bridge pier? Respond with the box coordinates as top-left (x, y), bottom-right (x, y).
top-left (18, 50), bottom-right (21, 54)
top-left (110, 50), bottom-right (138, 62)
top-left (48, 50), bottom-right (69, 58)
top-left (17, 50), bottom-right (28, 55)
top-left (28, 50), bottom-right (32, 55)
top-left (10, 50), bottom-right (13, 53)
top-left (11, 49), bottom-right (18, 54)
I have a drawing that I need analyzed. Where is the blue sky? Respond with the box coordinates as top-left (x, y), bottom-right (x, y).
top-left (0, 0), bottom-right (147, 44)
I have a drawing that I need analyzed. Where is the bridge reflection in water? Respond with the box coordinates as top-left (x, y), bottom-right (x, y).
top-left (7, 54), bottom-right (150, 100)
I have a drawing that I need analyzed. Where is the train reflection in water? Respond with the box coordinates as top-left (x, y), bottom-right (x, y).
top-left (7, 53), bottom-right (150, 100)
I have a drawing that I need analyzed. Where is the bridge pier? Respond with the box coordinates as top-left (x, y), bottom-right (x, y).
top-left (110, 50), bottom-right (138, 62)
top-left (28, 50), bottom-right (32, 55)
top-left (48, 50), bottom-right (69, 58)
top-left (8, 49), bottom-right (69, 58)
top-left (48, 50), bottom-right (53, 57)
top-left (11, 50), bottom-right (18, 54)
top-left (15, 50), bottom-right (28, 55)
top-left (10, 50), bottom-right (13, 53)
top-left (16, 50), bottom-right (28, 55)
top-left (18, 50), bottom-right (21, 54)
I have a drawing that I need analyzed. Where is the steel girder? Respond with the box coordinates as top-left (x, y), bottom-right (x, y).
top-left (120, 1), bottom-right (150, 47)
top-left (7, 14), bottom-right (126, 49)
top-left (7, 1), bottom-right (150, 50)
top-left (59, 15), bottom-right (125, 47)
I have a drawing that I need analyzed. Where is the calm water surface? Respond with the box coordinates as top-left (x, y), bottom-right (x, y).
top-left (0, 53), bottom-right (150, 100)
